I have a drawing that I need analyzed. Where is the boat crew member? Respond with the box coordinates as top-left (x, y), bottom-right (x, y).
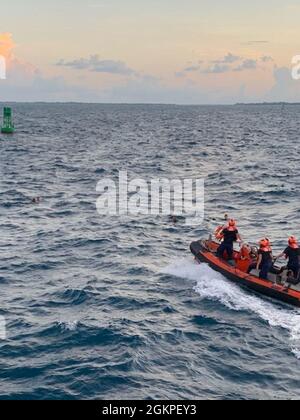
top-left (214, 214), bottom-right (231, 241)
top-left (235, 243), bottom-right (252, 272)
top-left (248, 239), bottom-right (273, 280)
top-left (277, 236), bottom-right (300, 279)
top-left (217, 219), bottom-right (241, 260)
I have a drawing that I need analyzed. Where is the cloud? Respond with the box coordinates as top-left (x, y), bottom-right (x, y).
top-left (175, 61), bottom-right (204, 76)
top-left (178, 54), bottom-right (240, 75)
top-left (179, 53), bottom-right (259, 75)
top-left (0, 54), bottom-right (247, 104)
top-left (212, 53), bottom-right (241, 64)
top-left (202, 64), bottom-right (231, 74)
top-left (0, 33), bottom-right (15, 58)
top-left (234, 59), bottom-right (257, 72)
top-left (98, 76), bottom-right (232, 104)
top-left (0, 32), bottom-right (40, 86)
top-left (2, 34), bottom-right (299, 104)
top-left (0, 75), bottom-right (103, 102)
top-left (4, 61), bottom-right (300, 104)
top-left (243, 41), bottom-right (269, 45)
top-left (175, 71), bottom-right (185, 78)
top-left (0, 33), bottom-right (82, 101)
top-left (261, 55), bottom-right (273, 63)
top-left (57, 55), bottom-right (137, 76)
top-left (183, 65), bottom-right (201, 72)
top-left (264, 66), bottom-right (300, 102)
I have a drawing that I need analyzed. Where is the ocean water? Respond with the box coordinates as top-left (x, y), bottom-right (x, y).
top-left (0, 103), bottom-right (300, 400)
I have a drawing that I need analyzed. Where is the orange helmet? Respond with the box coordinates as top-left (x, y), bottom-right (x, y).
top-left (259, 239), bottom-right (270, 249)
top-left (227, 219), bottom-right (237, 231)
top-left (260, 239), bottom-right (267, 247)
top-left (288, 236), bottom-right (298, 249)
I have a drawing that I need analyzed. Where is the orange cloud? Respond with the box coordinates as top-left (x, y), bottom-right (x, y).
top-left (0, 33), bottom-right (38, 79)
top-left (0, 33), bottom-right (15, 59)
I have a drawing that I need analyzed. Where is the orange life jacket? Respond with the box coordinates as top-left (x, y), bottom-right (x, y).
top-left (235, 245), bottom-right (251, 272)
top-left (260, 246), bottom-right (272, 253)
top-left (240, 245), bottom-right (251, 260)
top-left (227, 225), bottom-right (237, 232)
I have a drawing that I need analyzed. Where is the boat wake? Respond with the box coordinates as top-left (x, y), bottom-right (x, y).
top-left (162, 258), bottom-right (300, 359)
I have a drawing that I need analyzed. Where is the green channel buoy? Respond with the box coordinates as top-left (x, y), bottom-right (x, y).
top-left (1, 107), bottom-right (15, 134)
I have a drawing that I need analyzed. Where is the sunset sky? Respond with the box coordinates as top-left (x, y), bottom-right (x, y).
top-left (1, 0), bottom-right (300, 103)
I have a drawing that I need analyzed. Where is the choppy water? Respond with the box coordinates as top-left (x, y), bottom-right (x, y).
top-left (1, 103), bottom-right (300, 400)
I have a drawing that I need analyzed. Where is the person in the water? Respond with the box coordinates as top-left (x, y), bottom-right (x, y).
top-left (31, 197), bottom-right (41, 204)
top-left (277, 236), bottom-right (300, 279)
top-left (248, 238), bottom-right (273, 280)
top-left (217, 219), bottom-right (241, 260)
top-left (170, 215), bottom-right (178, 224)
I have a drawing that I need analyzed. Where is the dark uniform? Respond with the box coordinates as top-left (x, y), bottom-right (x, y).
top-left (217, 228), bottom-right (238, 260)
top-left (258, 248), bottom-right (273, 280)
top-left (247, 248), bottom-right (273, 280)
top-left (284, 246), bottom-right (300, 278)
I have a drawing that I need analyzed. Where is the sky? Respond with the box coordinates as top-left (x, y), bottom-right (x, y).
top-left (0, 0), bottom-right (300, 103)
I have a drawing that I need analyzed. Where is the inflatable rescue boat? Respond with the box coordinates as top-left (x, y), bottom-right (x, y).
top-left (190, 237), bottom-right (300, 308)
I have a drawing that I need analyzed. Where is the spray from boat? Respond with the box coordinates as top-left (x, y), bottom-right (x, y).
top-left (162, 257), bottom-right (300, 359)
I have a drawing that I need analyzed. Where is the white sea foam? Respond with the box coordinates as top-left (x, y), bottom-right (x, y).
top-left (58, 320), bottom-right (79, 332)
top-left (162, 258), bottom-right (300, 358)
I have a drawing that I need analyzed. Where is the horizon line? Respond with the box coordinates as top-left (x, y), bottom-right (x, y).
top-left (0, 101), bottom-right (298, 106)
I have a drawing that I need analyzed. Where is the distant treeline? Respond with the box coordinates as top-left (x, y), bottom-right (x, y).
top-left (235, 102), bottom-right (300, 106)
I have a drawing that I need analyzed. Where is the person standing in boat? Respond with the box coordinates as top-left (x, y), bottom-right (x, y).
top-left (277, 236), bottom-right (300, 279)
top-left (248, 239), bottom-right (273, 280)
top-left (216, 219), bottom-right (241, 260)
top-left (214, 214), bottom-right (230, 239)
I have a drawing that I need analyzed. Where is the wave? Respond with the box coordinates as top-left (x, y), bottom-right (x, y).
top-left (57, 320), bottom-right (79, 332)
top-left (162, 258), bottom-right (300, 358)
